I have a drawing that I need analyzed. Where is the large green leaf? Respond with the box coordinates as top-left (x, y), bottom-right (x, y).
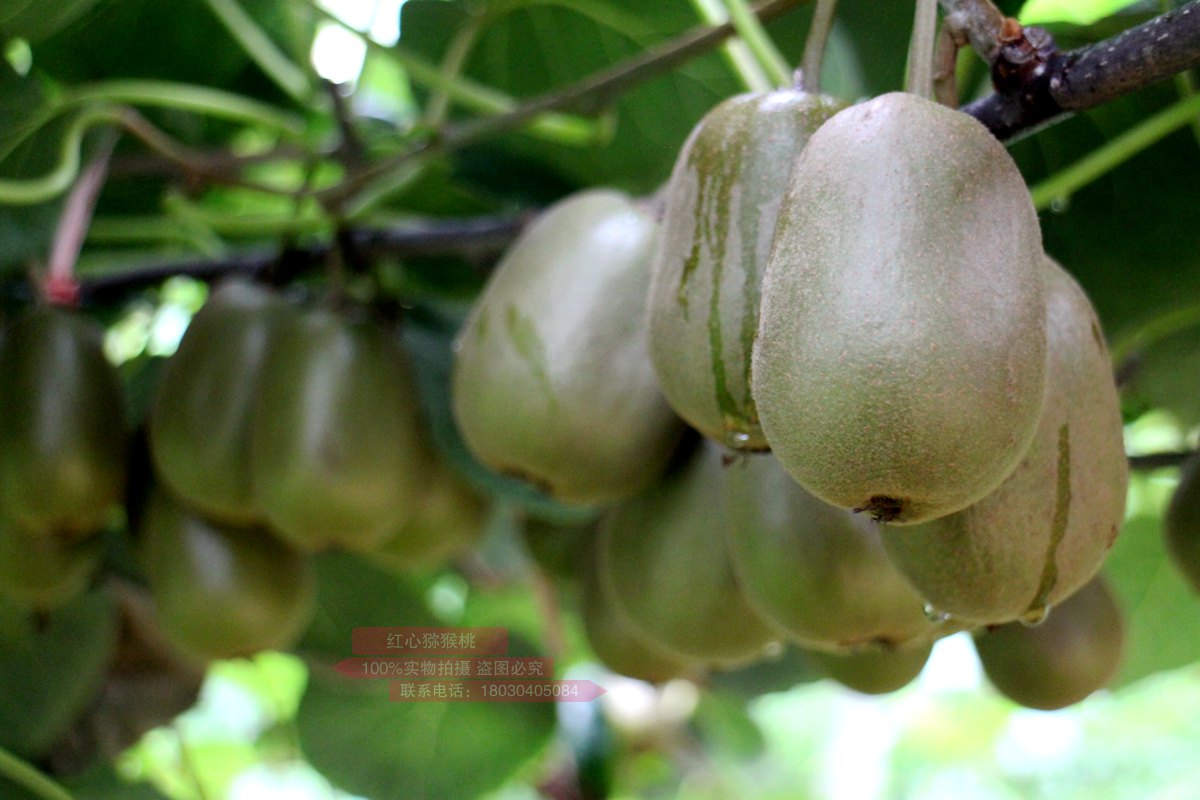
top-left (298, 667), bottom-right (555, 800)
top-left (399, 0), bottom-right (743, 193)
top-left (1105, 475), bottom-right (1200, 686)
top-left (298, 552), bottom-right (438, 662)
top-left (0, 588), bottom-right (118, 759)
top-left (1010, 87), bottom-right (1200, 341)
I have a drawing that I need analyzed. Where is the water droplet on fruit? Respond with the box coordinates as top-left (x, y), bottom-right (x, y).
top-left (1019, 603), bottom-right (1051, 627)
top-left (922, 602), bottom-right (951, 623)
top-left (728, 431), bottom-right (751, 448)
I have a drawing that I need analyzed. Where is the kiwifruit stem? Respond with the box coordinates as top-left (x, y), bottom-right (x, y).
top-left (906, 0), bottom-right (941, 100)
top-left (798, 0), bottom-right (839, 92)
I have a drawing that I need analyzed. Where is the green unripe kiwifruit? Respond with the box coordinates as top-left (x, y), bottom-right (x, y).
top-left (149, 278), bottom-right (283, 526)
top-left (251, 308), bottom-right (430, 551)
top-left (753, 91), bottom-right (1046, 524)
top-left (883, 259), bottom-right (1127, 623)
top-left (452, 189), bottom-right (684, 506)
top-left (1166, 454), bottom-right (1200, 593)
top-left (598, 440), bottom-right (776, 664)
top-left (807, 641), bottom-right (932, 695)
top-left (581, 539), bottom-right (695, 683)
top-left (366, 461), bottom-right (487, 572)
top-left (138, 490), bottom-right (316, 660)
top-left (0, 306), bottom-right (127, 537)
top-left (974, 577), bottom-right (1125, 710)
top-left (0, 524), bottom-right (104, 610)
top-left (648, 89), bottom-right (844, 451)
top-left (724, 452), bottom-right (933, 650)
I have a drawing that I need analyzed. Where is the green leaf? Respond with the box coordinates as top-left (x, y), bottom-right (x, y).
top-left (297, 668), bottom-right (555, 800)
top-left (62, 764), bottom-right (170, 800)
top-left (1105, 477), bottom-right (1200, 685)
top-left (297, 552), bottom-right (439, 662)
top-left (1010, 86), bottom-right (1200, 345)
top-left (400, 0), bottom-right (742, 193)
top-left (0, 588), bottom-right (119, 759)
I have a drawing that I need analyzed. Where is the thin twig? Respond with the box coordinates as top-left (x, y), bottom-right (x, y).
top-left (320, 0), bottom-right (810, 209)
top-left (65, 213), bottom-right (529, 304)
top-left (44, 132), bottom-right (119, 306)
top-left (1129, 451), bottom-right (1196, 469)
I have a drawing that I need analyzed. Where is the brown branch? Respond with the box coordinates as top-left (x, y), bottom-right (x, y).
top-left (938, 0), bottom-right (1006, 62)
top-left (1129, 451), bottom-right (1196, 470)
top-left (320, 0), bottom-right (810, 209)
top-left (67, 213), bottom-right (528, 304)
top-left (962, 2), bottom-right (1200, 140)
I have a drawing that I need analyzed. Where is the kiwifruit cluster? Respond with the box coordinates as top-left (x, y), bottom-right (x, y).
top-left (453, 82), bottom-right (1130, 707)
top-left (0, 283), bottom-right (486, 663)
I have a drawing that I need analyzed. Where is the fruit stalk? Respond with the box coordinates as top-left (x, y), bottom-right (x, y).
top-left (906, 0), bottom-right (942, 100)
top-left (798, 0), bottom-right (839, 92)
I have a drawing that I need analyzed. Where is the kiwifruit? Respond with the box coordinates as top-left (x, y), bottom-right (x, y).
top-left (251, 308), bottom-right (430, 551)
top-left (452, 189), bottom-right (684, 506)
top-left (883, 259), bottom-right (1127, 624)
top-left (149, 278), bottom-right (282, 526)
top-left (1166, 454), bottom-right (1200, 593)
top-left (138, 489), bottom-right (315, 660)
top-left (0, 306), bottom-right (127, 537)
top-left (366, 461), bottom-right (487, 572)
top-left (807, 641), bottom-right (932, 695)
top-left (0, 524), bottom-right (104, 610)
top-left (753, 91), bottom-right (1046, 524)
top-left (647, 89), bottom-right (844, 451)
top-left (974, 577), bottom-right (1125, 710)
top-left (598, 440), bottom-right (776, 664)
top-left (580, 538), bottom-right (695, 683)
top-left (723, 452), bottom-right (933, 651)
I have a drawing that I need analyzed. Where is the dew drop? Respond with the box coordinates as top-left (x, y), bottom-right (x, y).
top-left (923, 602), bottom-right (951, 624)
top-left (1019, 603), bottom-right (1051, 627)
top-left (727, 430), bottom-right (751, 448)
top-left (1050, 195), bottom-right (1071, 213)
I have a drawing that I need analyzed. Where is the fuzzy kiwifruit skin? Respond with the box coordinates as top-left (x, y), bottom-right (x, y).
top-left (883, 259), bottom-right (1127, 624)
top-left (599, 440), bottom-right (776, 664)
top-left (753, 92), bottom-right (1046, 525)
top-left (149, 279), bottom-right (282, 526)
top-left (974, 578), bottom-right (1125, 710)
top-left (1166, 455), bottom-right (1200, 593)
top-left (648, 90), bottom-right (844, 451)
top-left (0, 307), bottom-right (127, 537)
top-left (808, 641), bottom-right (932, 695)
top-left (724, 452), bottom-right (934, 651)
top-left (453, 189), bottom-right (684, 506)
